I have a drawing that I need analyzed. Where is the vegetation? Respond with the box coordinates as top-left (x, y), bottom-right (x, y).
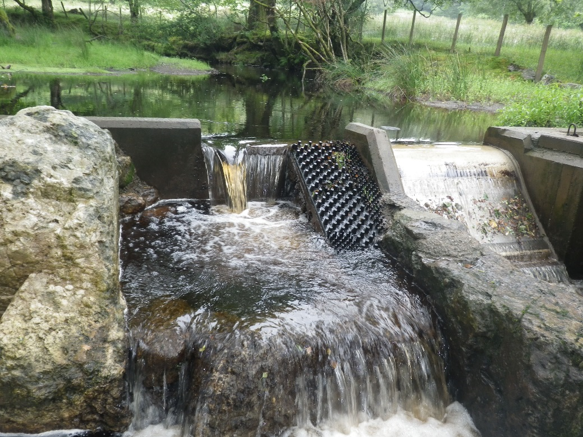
top-left (1, 0), bottom-right (582, 127)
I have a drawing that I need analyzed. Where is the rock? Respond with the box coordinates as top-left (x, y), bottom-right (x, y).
top-left (507, 63), bottom-right (522, 72)
top-left (120, 194), bottom-right (146, 215)
top-left (115, 144), bottom-right (160, 216)
top-left (119, 176), bottom-right (160, 216)
top-left (559, 82), bottom-right (583, 90)
top-left (521, 69), bottom-right (536, 81)
top-left (541, 74), bottom-right (556, 85)
top-left (0, 106), bottom-right (129, 432)
top-left (379, 193), bottom-right (583, 437)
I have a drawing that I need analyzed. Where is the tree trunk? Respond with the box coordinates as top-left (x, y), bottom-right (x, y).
top-left (408, 10), bottom-right (416, 46)
top-left (12, 0), bottom-right (39, 20)
top-left (41, 0), bottom-right (54, 23)
top-left (494, 14), bottom-right (509, 56)
top-left (0, 9), bottom-right (16, 37)
top-left (248, 0), bottom-right (277, 34)
top-left (535, 25), bottom-right (552, 82)
top-left (128, 0), bottom-right (139, 21)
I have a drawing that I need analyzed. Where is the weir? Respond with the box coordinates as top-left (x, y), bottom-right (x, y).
top-left (115, 121), bottom-right (583, 437)
top-left (3, 113), bottom-right (580, 437)
top-left (391, 143), bottom-right (569, 283)
top-left (119, 137), bottom-right (482, 436)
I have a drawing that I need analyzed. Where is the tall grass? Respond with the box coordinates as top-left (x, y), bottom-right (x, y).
top-left (364, 11), bottom-right (583, 83)
top-left (368, 47), bottom-right (524, 104)
top-left (365, 11), bottom-right (583, 51)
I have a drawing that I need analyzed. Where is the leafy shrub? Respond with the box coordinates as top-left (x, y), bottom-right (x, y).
top-left (169, 11), bottom-right (227, 46)
top-left (498, 85), bottom-right (583, 127)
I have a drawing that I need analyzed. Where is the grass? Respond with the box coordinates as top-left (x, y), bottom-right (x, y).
top-left (1, 4), bottom-right (581, 127)
top-left (156, 56), bottom-right (212, 71)
top-left (0, 15), bottom-right (212, 74)
top-left (360, 11), bottom-right (583, 127)
top-left (364, 46), bottom-right (583, 127)
top-left (364, 11), bottom-right (583, 83)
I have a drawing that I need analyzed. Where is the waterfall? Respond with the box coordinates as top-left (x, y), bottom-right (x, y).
top-left (202, 141), bottom-right (290, 212)
top-left (202, 144), bottom-right (247, 213)
top-left (245, 145), bottom-right (288, 202)
top-left (121, 201), bottom-right (480, 437)
top-left (119, 141), bottom-right (482, 437)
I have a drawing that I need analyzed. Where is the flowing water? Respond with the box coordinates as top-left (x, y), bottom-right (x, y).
top-left (0, 67), bottom-right (497, 436)
top-left (117, 144), bottom-right (482, 437)
top-left (121, 201), bottom-right (480, 437)
top-left (392, 143), bottom-right (571, 283)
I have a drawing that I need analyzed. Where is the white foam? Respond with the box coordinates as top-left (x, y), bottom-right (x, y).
top-left (123, 423), bottom-right (181, 437)
top-left (284, 403), bottom-right (481, 437)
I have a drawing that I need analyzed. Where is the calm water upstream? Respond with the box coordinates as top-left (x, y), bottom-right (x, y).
top-left (0, 66), bottom-right (496, 142)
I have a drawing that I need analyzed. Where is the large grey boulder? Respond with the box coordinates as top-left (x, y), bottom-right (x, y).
top-left (379, 193), bottom-right (583, 437)
top-left (0, 106), bottom-right (129, 432)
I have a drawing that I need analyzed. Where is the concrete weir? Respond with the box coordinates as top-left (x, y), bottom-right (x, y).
top-left (84, 117), bottom-right (583, 436)
top-left (87, 117), bottom-right (208, 200)
top-left (346, 123), bottom-right (583, 437)
top-left (484, 127), bottom-right (583, 279)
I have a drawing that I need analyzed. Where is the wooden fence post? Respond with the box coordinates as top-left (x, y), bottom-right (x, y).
top-left (535, 24), bottom-right (553, 82)
top-left (450, 13), bottom-right (462, 52)
top-left (119, 5), bottom-right (123, 34)
top-left (381, 9), bottom-right (387, 44)
top-left (408, 9), bottom-right (416, 47)
top-left (494, 14), bottom-right (509, 56)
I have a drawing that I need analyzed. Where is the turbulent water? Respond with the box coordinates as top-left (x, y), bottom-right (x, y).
top-left (120, 201), bottom-right (481, 437)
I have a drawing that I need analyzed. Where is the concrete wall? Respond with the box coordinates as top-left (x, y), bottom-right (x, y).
top-left (483, 127), bottom-right (583, 278)
top-left (344, 122), bottom-right (405, 195)
top-left (87, 117), bottom-right (208, 200)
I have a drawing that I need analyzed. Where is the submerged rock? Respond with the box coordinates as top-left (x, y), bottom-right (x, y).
top-left (0, 106), bottom-right (129, 432)
top-left (379, 193), bottom-right (583, 437)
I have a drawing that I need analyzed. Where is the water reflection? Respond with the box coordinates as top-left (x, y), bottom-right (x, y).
top-left (0, 66), bottom-right (496, 142)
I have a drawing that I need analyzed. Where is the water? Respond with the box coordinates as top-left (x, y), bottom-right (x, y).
top-left (393, 143), bottom-right (570, 283)
top-left (0, 67), bottom-right (489, 436)
top-left (0, 66), bottom-right (496, 142)
top-left (120, 200), bottom-right (481, 437)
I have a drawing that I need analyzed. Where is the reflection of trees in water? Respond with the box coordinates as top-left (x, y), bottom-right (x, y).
top-left (50, 79), bottom-right (64, 109)
top-left (0, 86), bottom-right (34, 114)
top-left (303, 99), bottom-right (346, 141)
top-left (0, 73), bottom-right (495, 143)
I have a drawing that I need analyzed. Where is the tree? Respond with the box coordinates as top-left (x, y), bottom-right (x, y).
top-left (274, 0), bottom-right (368, 66)
top-left (463, 0), bottom-right (566, 24)
top-left (12, 0), bottom-right (54, 24)
top-left (248, 0), bottom-right (278, 34)
top-left (128, 0), bottom-right (140, 21)
top-left (0, 9), bottom-right (16, 37)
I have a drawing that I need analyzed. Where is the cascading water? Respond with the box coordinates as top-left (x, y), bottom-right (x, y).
top-left (392, 143), bottom-right (571, 284)
top-left (119, 140), bottom-right (482, 437)
top-left (202, 141), bottom-right (291, 212)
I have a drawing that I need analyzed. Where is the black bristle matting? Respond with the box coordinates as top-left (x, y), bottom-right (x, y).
top-left (291, 140), bottom-right (386, 251)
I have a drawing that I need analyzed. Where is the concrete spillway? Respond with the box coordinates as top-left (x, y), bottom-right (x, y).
top-left (392, 143), bottom-right (570, 283)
